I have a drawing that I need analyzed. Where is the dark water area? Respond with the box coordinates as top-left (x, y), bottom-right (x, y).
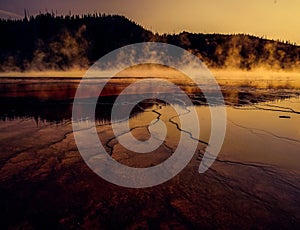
top-left (1, 77), bottom-right (298, 122)
top-left (0, 77), bottom-right (300, 229)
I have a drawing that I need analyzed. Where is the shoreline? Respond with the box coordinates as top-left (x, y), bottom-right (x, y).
top-left (0, 68), bottom-right (299, 78)
top-left (1, 69), bottom-right (300, 89)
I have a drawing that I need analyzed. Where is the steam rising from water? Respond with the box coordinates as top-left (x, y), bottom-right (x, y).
top-left (1, 31), bottom-right (300, 91)
top-left (1, 25), bottom-right (89, 72)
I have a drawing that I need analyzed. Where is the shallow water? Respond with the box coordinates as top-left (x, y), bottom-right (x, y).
top-left (0, 77), bottom-right (299, 228)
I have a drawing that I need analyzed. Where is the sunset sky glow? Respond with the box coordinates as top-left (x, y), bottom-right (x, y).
top-left (0, 0), bottom-right (299, 44)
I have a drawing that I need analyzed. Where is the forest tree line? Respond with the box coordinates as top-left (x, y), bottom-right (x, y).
top-left (0, 13), bottom-right (299, 71)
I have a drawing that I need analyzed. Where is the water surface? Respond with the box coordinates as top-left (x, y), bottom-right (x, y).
top-left (0, 76), bottom-right (299, 229)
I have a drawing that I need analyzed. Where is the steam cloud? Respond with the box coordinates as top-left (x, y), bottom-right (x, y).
top-left (0, 13), bottom-right (300, 74)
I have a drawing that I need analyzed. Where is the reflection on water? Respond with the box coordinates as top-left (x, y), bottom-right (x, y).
top-left (0, 77), bottom-right (300, 228)
top-left (1, 77), bottom-right (299, 122)
top-left (1, 78), bottom-right (300, 170)
top-left (224, 97), bottom-right (300, 171)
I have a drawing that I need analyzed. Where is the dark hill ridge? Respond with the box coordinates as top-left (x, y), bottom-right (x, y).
top-left (163, 32), bottom-right (300, 69)
top-left (0, 13), bottom-right (299, 71)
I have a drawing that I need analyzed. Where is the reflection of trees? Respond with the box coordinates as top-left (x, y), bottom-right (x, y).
top-left (3, 78), bottom-right (298, 123)
top-left (0, 95), bottom-right (156, 124)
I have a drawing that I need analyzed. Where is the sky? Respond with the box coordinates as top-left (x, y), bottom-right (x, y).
top-left (0, 0), bottom-right (299, 44)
